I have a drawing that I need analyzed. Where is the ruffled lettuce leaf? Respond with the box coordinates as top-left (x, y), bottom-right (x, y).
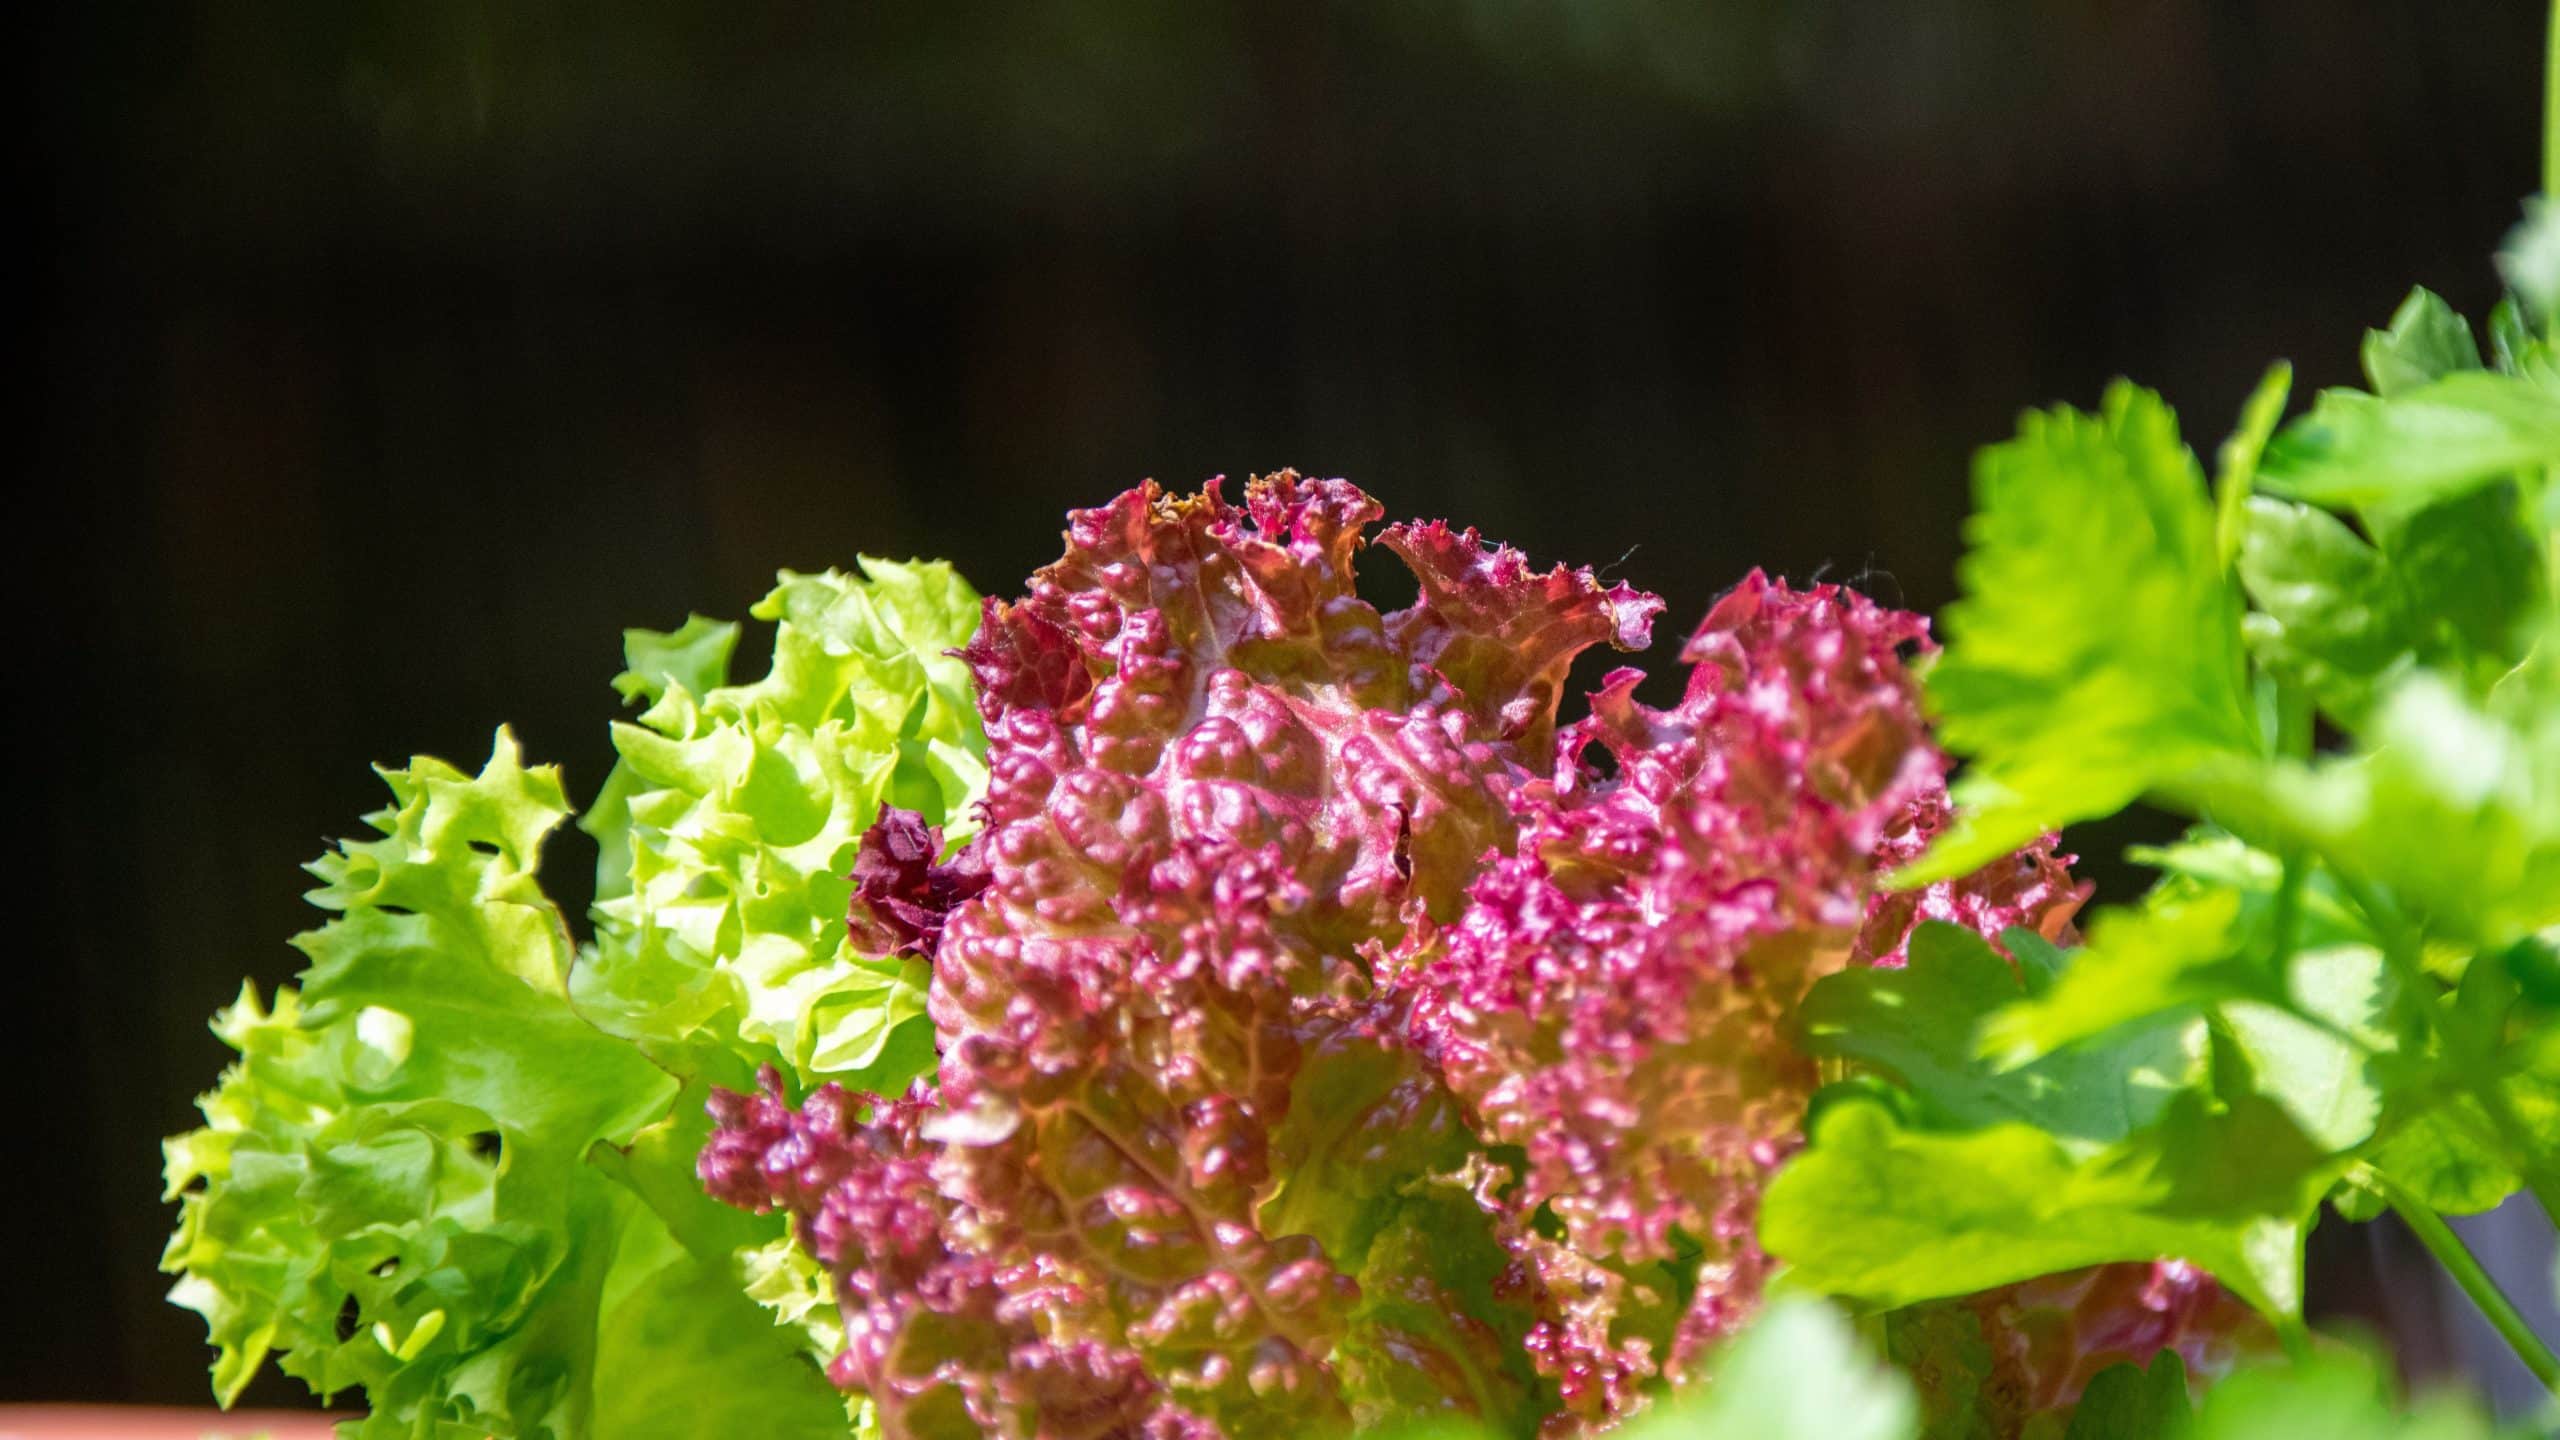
top-left (166, 560), bottom-right (988, 1436)
top-left (161, 735), bottom-right (849, 1438)
top-left (577, 562), bottom-right (985, 1087)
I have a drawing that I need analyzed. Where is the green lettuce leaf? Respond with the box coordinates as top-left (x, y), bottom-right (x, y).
top-left (2222, 673), bottom-right (2559, 951)
top-left (161, 735), bottom-right (849, 1438)
top-left (1798, 922), bottom-right (2204, 1146)
top-left (577, 562), bottom-right (984, 1087)
top-left (165, 560), bottom-right (989, 1435)
top-left (1764, 1092), bottom-right (2332, 1321)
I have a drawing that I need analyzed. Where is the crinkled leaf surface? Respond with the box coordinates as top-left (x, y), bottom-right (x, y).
top-left (579, 562), bottom-right (984, 1089)
top-left (162, 735), bottom-right (849, 1438)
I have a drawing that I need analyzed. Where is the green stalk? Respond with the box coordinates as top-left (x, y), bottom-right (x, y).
top-left (2374, 1168), bottom-right (2560, 1391)
top-left (2546, 0), bottom-right (2559, 201)
top-left (2274, 683), bottom-right (2313, 765)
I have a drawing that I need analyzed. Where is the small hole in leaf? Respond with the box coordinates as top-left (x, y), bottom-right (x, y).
top-left (335, 1294), bottom-right (362, 1343)
top-left (467, 1131), bottom-right (502, 1162)
top-left (180, 1173), bottom-right (208, 1195)
top-left (376, 904), bottom-right (416, 917)
top-left (467, 840), bottom-right (502, 857)
top-left (1580, 741), bottom-right (1620, 781)
top-left (1528, 1200), bottom-right (1566, 1241)
top-left (372, 1257), bottom-right (400, 1279)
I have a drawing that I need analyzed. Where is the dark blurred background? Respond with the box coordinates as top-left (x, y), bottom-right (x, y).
top-left (24, 0), bottom-right (2551, 1414)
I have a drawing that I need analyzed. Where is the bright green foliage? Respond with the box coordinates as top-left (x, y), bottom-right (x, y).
top-left (1773, 924), bottom-right (2334, 1318)
top-left (1351, 1299), bottom-right (1916, 1440)
top-left (1899, 383), bottom-right (2258, 883)
top-left (1975, 890), bottom-right (2268, 1069)
top-left (1616, 1298), bottom-right (1918, 1440)
top-left (164, 561), bottom-right (987, 1437)
top-left (162, 736), bottom-right (851, 1437)
top-left (578, 563), bottom-right (985, 1086)
top-left (2050, 1344), bottom-right (2527, 1440)
top-left (2260, 372), bottom-right (2560, 511)
top-left (2362, 289), bottom-right (2484, 398)
top-left (1788, 229), bottom-right (2560, 1379)
top-left (2177, 1348), bottom-right (2517, 1440)
top-left (1799, 922), bottom-right (2204, 1146)
top-left (2237, 497), bottom-right (2415, 728)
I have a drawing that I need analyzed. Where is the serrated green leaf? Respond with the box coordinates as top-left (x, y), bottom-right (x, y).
top-left (2121, 833), bottom-right (2372, 949)
top-left (1903, 383), bottom-right (2256, 884)
top-left (160, 736), bottom-right (850, 1438)
top-left (2236, 497), bottom-right (2415, 730)
top-left (1977, 889), bottom-right (2265, 1068)
top-left (2224, 675), bottom-right (2560, 949)
top-left (1763, 1093), bottom-right (2335, 1321)
top-left (2362, 1096), bottom-right (2521, 1217)
top-left (2213, 944), bottom-right (2394, 1155)
top-left (2216, 363), bottom-right (2294, 568)
top-left (2362, 288), bottom-right (2482, 398)
top-left (2373, 482), bottom-right (2547, 679)
top-left (2260, 372), bottom-right (2560, 511)
top-left (2489, 296), bottom-right (2536, 375)
top-left (1972, 850), bottom-right (2397, 1161)
top-left (614, 614), bottom-right (742, 707)
top-left (1799, 922), bottom-right (2202, 1149)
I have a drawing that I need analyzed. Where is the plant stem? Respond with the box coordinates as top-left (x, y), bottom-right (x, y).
top-left (2376, 1169), bottom-right (2560, 1392)
top-left (2546, 0), bottom-right (2559, 201)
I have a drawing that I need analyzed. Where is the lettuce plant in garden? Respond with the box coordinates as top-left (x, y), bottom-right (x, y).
top-left (165, 97), bottom-right (2560, 1440)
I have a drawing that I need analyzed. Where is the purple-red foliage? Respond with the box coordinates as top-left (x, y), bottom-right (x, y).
top-left (705, 474), bottom-right (2236, 1439)
top-left (704, 1067), bottom-right (1216, 1439)
top-left (845, 807), bottom-right (992, 962)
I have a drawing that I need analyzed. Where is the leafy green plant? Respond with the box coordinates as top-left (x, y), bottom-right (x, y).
top-left (160, 20), bottom-right (2560, 1440)
top-left (163, 565), bottom-right (985, 1438)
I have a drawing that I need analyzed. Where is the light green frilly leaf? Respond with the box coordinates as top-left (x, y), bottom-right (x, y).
top-left (578, 561), bottom-right (986, 1089)
top-left (161, 735), bottom-right (848, 1438)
